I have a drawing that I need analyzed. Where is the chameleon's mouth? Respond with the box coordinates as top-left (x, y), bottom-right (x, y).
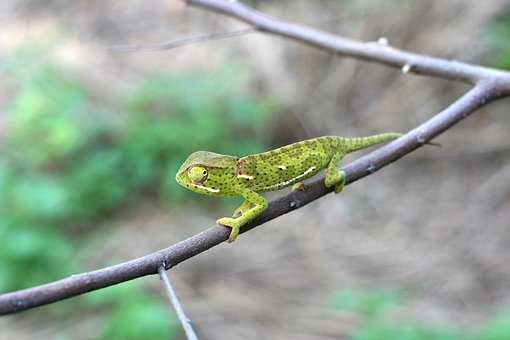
top-left (193, 183), bottom-right (220, 193)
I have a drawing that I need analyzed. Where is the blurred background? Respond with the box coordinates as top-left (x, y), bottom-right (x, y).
top-left (1, 0), bottom-right (510, 339)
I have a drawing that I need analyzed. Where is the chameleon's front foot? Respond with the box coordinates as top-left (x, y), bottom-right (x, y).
top-left (218, 193), bottom-right (267, 243)
top-left (217, 217), bottom-right (242, 243)
top-left (233, 201), bottom-right (254, 218)
top-left (325, 169), bottom-right (346, 193)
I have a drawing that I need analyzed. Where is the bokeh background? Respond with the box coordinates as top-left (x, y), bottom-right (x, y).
top-left (2, 1), bottom-right (510, 339)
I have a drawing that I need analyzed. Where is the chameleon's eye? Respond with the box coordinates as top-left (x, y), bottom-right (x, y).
top-left (188, 166), bottom-right (208, 183)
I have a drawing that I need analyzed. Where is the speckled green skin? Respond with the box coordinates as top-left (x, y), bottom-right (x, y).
top-left (176, 133), bottom-right (401, 242)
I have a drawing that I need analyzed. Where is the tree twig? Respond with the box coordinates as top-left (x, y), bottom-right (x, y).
top-left (111, 27), bottom-right (255, 52)
top-left (1, 0), bottom-right (510, 315)
top-left (185, 0), bottom-right (510, 86)
top-left (0, 82), bottom-right (502, 316)
top-left (158, 265), bottom-right (199, 340)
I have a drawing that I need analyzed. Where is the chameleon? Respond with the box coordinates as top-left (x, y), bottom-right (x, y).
top-left (176, 133), bottom-right (402, 242)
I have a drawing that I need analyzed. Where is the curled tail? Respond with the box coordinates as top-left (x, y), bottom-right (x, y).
top-left (337, 133), bottom-right (402, 153)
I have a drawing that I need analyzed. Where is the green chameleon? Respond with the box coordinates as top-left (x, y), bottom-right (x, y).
top-left (176, 133), bottom-right (401, 242)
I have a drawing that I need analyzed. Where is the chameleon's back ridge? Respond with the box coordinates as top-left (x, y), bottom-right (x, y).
top-left (236, 133), bottom-right (401, 192)
top-left (176, 132), bottom-right (402, 242)
top-left (336, 133), bottom-right (402, 152)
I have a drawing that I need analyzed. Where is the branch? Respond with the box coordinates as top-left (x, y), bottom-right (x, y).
top-left (185, 0), bottom-right (510, 86)
top-left (0, 82), bottom-right (502, 315)
top-left (2, 0), bottom-right (510, 315)
top-left (159, 265), bottom-right (199, 340)
top-left (111, 27), bottom-right (255, 53)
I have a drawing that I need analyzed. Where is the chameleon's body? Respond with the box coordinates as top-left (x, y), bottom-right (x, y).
top-left (176, 133), bottom-right (401, 242)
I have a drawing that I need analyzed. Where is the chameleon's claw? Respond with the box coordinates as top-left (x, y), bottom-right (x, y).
top-left (325, 169), bottom-right (346, 193)
top-left (334, 183), bottom-right (344, 193)
top-left (228, 227), bottom-right (240, 243)
top-left (217, 217), bottom-right (241, 242)
top-left (292, 182), bottom-right (306, 192)
top-left (334, 174), bottom-right (346, 193)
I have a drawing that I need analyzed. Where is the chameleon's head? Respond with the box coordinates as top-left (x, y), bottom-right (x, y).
top-left (175, 151), bottom-right (238, 196)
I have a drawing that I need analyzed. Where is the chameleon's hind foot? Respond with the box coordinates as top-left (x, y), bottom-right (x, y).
top-left (325, 169), bottom-right (346, 193)
top-left (217, 217), bottom-right (241, 243)
top-left (292, 182), bottom-right (306, 192)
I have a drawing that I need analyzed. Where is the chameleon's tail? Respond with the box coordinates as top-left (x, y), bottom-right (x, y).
top-left (340, 133), bottom-right (402, 153)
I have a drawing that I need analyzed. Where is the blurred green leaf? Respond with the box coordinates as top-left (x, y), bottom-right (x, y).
top-left (352, 322), bottom-right (460, 340)
top-left (485, 11), bottom-right (510, 70)
top-left (475, 312), bottom-right (510, 340)
top-left (89, 282), bottom-right (180, 340)
top-left (0, 224), bottom-right (72, 291)
top-left (9, 66), bottom-right (91, 167)
top-left (1, 39), bottom-right (273, 336)
top-left (330, 288), bottom-right (462, 340)
top-left (10, 175), bottom-right (71, 221)
top-left (101, 301), bottom-right (179, 340)
top-left (330, 288), bottom-right (400, 317)
top-left (65, 149), bottom-right (129, 219)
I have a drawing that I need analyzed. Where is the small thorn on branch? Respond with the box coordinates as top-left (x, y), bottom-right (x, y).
top-left (401, 63), bottom-right (413, 74)
top-left (377, 37), bottom-right (389, 46)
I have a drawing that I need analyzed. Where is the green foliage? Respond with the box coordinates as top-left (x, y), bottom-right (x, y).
top-left (121, 69), bottom-right (271, 202)
top-left (484, 11), bottom-right (510, 70)
top-left (474, 312), bottom-right (510, 340)
top-left (88, 282), bottom-right (180, 340)
top-left (0, 220), bottom-right (72, 291)
top-left (330, 288), bottom-right (510, 340)
top-left (1, 41), bottom-right (272, 334)
top-left (330, 288), bottom-right (400, 318)
top-left (351, 321), bottom-right (460, 340)
top-left (102, 302), bottom-right (177, 340)
top-left (11, 74), bottom-right (88, 164)
top-left (329, 289), bottom-right (459, 340)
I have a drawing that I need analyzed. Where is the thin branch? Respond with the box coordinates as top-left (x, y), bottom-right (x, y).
top-left (111, 27), bottom-right (255, 53)
top-left (2, 0), bottom-right (510, 316)
top-left (158, 265), bottom-right (199, 340)
top-left (0, 81), bottom-right (503, 315)
top-left (185, 0), bottom-right (510, 86)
